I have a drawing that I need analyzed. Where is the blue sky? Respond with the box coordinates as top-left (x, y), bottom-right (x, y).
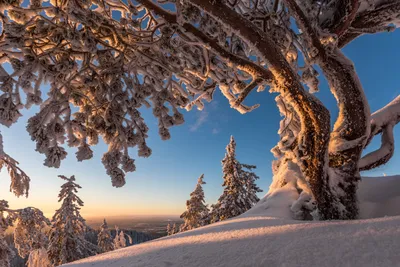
top-left (1, 30), bottom-right (400, 218)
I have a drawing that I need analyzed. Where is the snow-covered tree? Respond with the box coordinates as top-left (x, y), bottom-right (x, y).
top-left (13, 207), bottom-right (51, 267)
top-left (97, 219), bottom-right (114, 253)
top-left (113, 227), bottom-right (132, 250)
top-left (0, 200), bottom-right (12, 267)
top-left (0, 200), bottom-right (49, 267)
top-left (47, 175), bottom-right (98, 266)
top-left (1, 0), bottom-right (400, 220)
top-left (0, 132), bottom-right (30, 197)
top-left (180, 174), bottom-right (209, 232)
top-left (166, 223), bottom-right (173, 236)
top-left (166, 223), bottom-right (179, 236)
top-left (211, 136), bottom-right (262, 222)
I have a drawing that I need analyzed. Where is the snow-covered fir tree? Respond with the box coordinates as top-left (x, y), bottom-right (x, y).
top-left (172, 223), bottom-right (178, 235)
top-left (0, 200), bottom-right (50, 267)
top-left (113, 227), bottom-right (132, 250)
top-left (211, 136), bottom-right (262, 222)
top-left (13, 207), bottom-right (51, 267)
top-left (1, 0), bottom-right (400, 221)
top-left (180, 174), bottom-right (209, 232)
top-left (47, 175), bottom-right (99, 266)
top-left (97, 219), bottom-right (114, 253)
top-left (166, 223), bottom-right (172, 236)
top-left (0, 200), bottom-right (12, 267)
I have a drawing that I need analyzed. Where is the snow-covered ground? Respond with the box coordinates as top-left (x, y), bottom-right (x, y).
top-left (64, 176), bottom-right (400, 267)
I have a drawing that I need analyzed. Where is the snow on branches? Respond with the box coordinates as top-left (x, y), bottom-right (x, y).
top-left (211, 136), bottom-right (262, 222)
top-left (0, 132), bottom-right (30, 197)
top-left (48, 175), bottom-right (99, 265)
top-left (1, 0), bottom-right (400, 220)
top-left (97, 219), bottom-right (114, 253)
top-left (0, 200), bottom-right (49, 267)
top-left (180, 174), bottom-right (210, 232)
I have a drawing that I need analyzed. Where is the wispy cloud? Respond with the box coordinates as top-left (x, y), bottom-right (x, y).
top-left (212, 128), bottom-right (220, 134)
top-left (189, 110), bottom-right (209, 132)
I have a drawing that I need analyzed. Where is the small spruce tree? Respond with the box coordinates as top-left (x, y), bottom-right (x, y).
top-left (97, 219), bottom-right (114, 253)
top-left (180, 174), bottom-right (209, 232)
top-left (211, 136), bottom-right (262, 222)
top-left (113, 227), bottom-right (132, 250)
top-left (47, 175), bottom-right (99, 266)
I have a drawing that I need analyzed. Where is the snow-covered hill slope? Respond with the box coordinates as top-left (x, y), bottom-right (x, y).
top-left (65, 176), bottom-right (400, 267)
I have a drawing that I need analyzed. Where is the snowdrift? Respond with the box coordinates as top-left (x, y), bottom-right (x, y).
top-left (64, 176), bottom-right (400, 267)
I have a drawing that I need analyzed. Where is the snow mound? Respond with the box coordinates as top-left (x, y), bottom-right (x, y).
top-left (64, 176), bottom-right (400, 267)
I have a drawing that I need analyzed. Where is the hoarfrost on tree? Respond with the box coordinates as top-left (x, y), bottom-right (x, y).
top-left (97, 219), bottom-right (114, 253)
top-left (180, 174), bottom-right (210, 232)
top-left (1, 0), bottom-right (400, 220)
top-left (0, 200), bottom-right (49, 267)
top-left (211, 136), bottom-right (262, 222)
top-left (47, 175), bottom-right (99, 266)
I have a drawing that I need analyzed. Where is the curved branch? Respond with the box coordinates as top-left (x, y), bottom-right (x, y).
top-left (320, 0), bottom-right (360, 37)
top-left (284, 0), bottom-right (370, 219)
top-left (360, 95), bottom-right (400, 171)
top-left (360, 123), bottom-right (394, 171)
top-left (187, 0), bottom-right (339, 219)
top-left (369, 95), bottom-right (400, 139)
top-left (137, 0), bottom-right (274, 84)
top-left (338, 1), bottom-right (400, 48)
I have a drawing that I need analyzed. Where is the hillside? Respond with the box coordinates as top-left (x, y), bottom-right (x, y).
top-left (64, 176), bottom-right (400, 267)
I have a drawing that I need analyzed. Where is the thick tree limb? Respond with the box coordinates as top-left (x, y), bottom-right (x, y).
top-left (284, 0), bottom-right (370, 219)
top-left (320, 0), bottom-right (360, 37)
top-left (360, 124), bottom-right (394, 171)
top-left (137, 0), bottom-right (274, 84)
top-left (187, 0), bottom-right (341, 219)
top-left (338, 1), bottom-right (400, 47)
top-left (360, 95), bottom-right (400, 171)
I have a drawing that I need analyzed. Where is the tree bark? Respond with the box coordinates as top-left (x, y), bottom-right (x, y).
top-left (187, 0), bottom-right (344, 219)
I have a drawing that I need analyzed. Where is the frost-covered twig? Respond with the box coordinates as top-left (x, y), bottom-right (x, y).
top-left (360, 95), bottom-right (400, 171)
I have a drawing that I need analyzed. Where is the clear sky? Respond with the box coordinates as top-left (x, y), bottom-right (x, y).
top-left (1, 30), bottom-right (400, 219)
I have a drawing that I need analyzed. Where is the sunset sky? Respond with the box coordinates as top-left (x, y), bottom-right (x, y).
top-left (1, 31), bottom-right (400, 219)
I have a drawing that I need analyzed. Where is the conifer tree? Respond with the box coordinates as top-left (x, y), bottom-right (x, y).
top-left (0, 200), bottom-right (49, 267)
top-left (113, 227), bottom-right (132, 250)
top-left (97, 219), bottom-right (114, 253)
top-left (166, 223), bottom-right (172, 236)
top-left (13, 207), bottom-right (51, 267)
top-left (211, 136), bottom-right (262, 222)
top-left (180, 174), bottom-right (209, 232)
top-left (47, 175), bottom-right (98, 266)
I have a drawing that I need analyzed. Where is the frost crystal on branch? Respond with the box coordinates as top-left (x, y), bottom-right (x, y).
top-left (97, 219), bottom-right (114, 253)
top-left (211, 136), bottom-right (262, 222)
top-left (180, 174), bottom-right (210, 232)
top-left (47, 175), bottom-right (99, 265)
top-left (0, 0), bottom-right (400, 220)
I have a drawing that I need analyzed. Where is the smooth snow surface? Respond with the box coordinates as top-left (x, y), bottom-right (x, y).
top-left (64, 176), bottom-right (400, 267)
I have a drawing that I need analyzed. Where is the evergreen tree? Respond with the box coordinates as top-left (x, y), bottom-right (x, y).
top-left (13, 207), bottom-right (51, 267)
top-left (0, 201), bottom-right (12, 267)
top-left (166, 223), bottom-right (172, 236)
top-left (113, 227), bottom-right (131, 250)
top-left (97, 219), bottom-right (114, 253)
top-left (180, 174), bottom-right (209, 232)
top-left (172, 223), bottom-right (178, 235)
top-left (47, 175), bottom-right (99, 266)
top-left (211, 136), bottom-right (262, 222)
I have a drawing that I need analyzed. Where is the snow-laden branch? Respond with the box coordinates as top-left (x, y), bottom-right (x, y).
top-left (0, 132), bottom-right (30, 197)
top-left (137, 0), bottom-right (273, 110)
top-left (339, 1), bottom-right (400, 47)
top-left (360, 95), bottom-right (400, 171)
top-left (186, 0), bottom-right (342, 219)
top-left (284, 0), bottom-right (370, 219)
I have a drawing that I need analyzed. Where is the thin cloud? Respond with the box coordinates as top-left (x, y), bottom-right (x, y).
top-left (212, 128), bottom-right (220, 134)
top-left (190, 110), bottom-right (209, 132)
